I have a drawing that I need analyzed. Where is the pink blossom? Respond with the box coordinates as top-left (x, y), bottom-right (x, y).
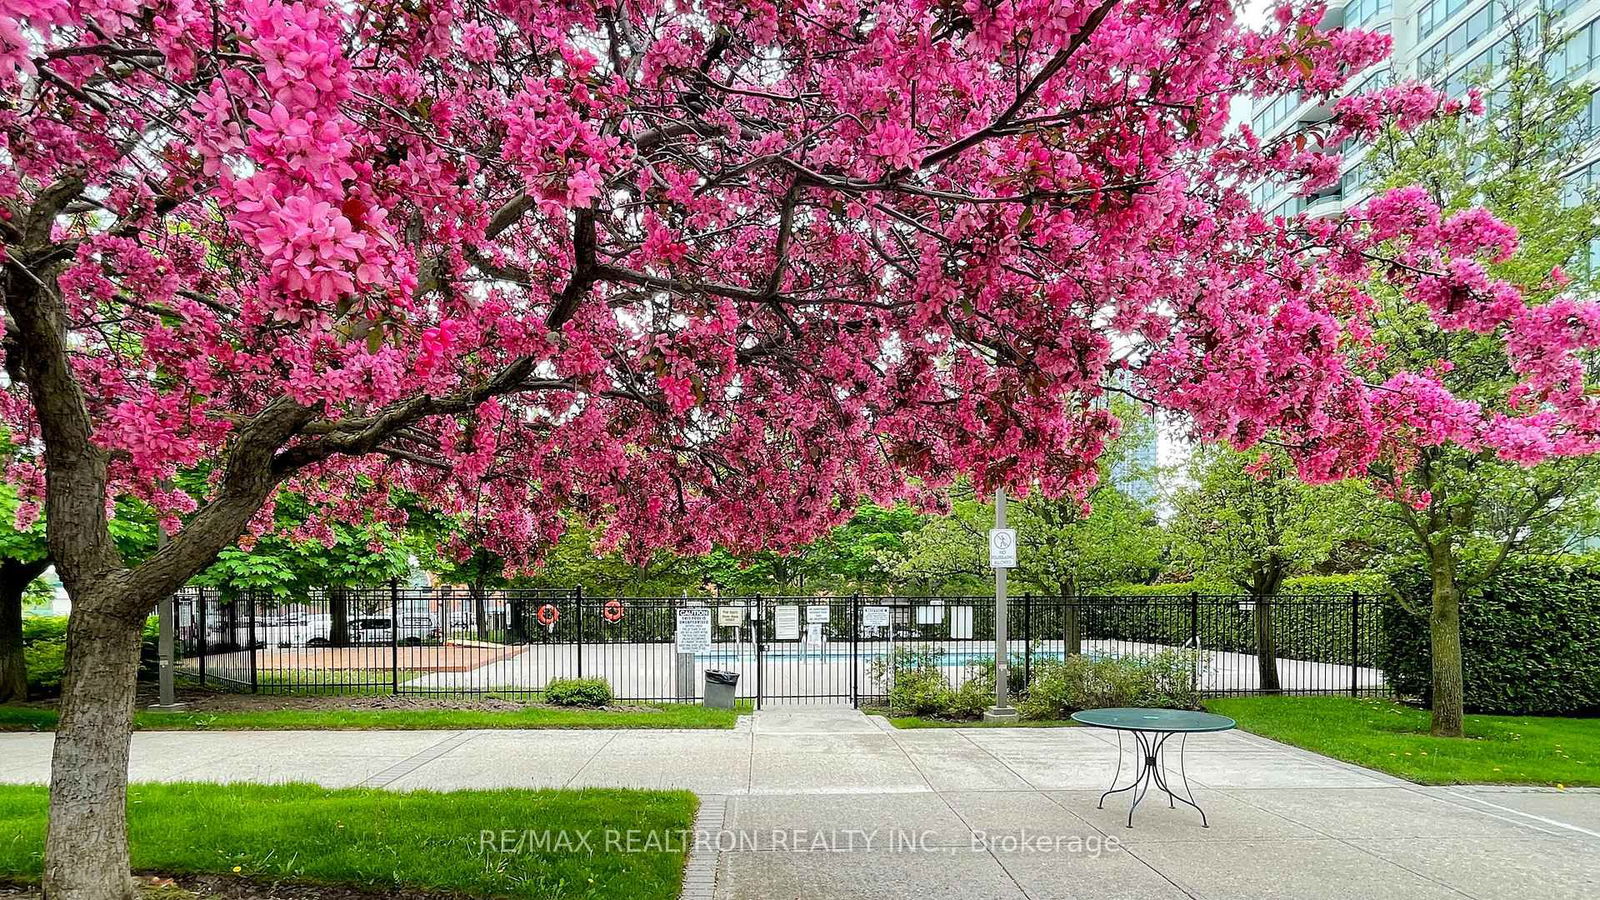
top-left (866, 121), bottom-right (920, 170)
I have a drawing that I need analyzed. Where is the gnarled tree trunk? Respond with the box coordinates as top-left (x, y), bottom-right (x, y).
top-left (44, 598), bottom-right (146, 900)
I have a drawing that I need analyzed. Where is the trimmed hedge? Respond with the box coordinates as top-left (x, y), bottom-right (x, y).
top-left (18, 615), bottom-right (161, 698)
top-left (1104, 574), bottom-right (1389, 598)
top-left (1378, 559), bottom-right (1600, 715)
top-left (1037, 574), bottom-right (1390, 667)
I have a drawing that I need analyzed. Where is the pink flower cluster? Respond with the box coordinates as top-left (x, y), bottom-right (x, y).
top-left (8, 0), bottom-right (1600, 571)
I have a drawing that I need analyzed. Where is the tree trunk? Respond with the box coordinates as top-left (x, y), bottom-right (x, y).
top-left (43, 600), bottom-right (145, 900)
top-left (1250, 568), bottom-right (1284, 694)
top-left (1428, 550), bottom-right (1466, 737)
top-left (1253, 596), bottom-right (1281, 694)
top-left (1061, 580), bottom-right (1082, 657)
top-left (1, 559), bottom-right (50, 701)
top-left (329, 585), bottom-right (351, 647)
top-left (471, 582), bottom-right (490, 642)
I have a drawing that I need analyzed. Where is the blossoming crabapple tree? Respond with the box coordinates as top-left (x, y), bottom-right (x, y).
top-left (6, 0), bottom-right (1600, 896)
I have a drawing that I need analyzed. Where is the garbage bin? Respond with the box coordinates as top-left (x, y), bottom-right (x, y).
top-left (703, 669), bottom-right (740, 709)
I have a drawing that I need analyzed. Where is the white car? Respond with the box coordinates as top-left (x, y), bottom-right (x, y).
top-left (352, 615), bottom-right (440, 646)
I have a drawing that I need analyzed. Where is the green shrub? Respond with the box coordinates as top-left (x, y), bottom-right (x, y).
top-left (867, 647), bottom-right (953, 715)
top-left (1103, 574), bottom-right (1388, 598)
top-left (22, 640), bottom-right (65, 697)
top-left (20, 616), bottom-right (67, 698)
top-left (543, 677), bottom-right (613, 707)
top-left (1018, 650), bottom-right (1201, 720)
top-left (20, 615), bottom-right (67, 645)
top-left (945, 665), bottom-right (995, 720)
top-left (17, 614), bottom-right (161, 698)
top-left (1379, 559), bottom-right (1600, 715)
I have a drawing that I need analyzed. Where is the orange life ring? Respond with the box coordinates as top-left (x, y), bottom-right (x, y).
top-left (535, 604), bottom-right (560, 627)
top-left (602, 599), bottom-right (625, 623)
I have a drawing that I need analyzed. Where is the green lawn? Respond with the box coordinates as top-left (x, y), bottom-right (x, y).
top-left (0, 701), bottom-right (744, 732)
top-left (1207, 696), bottom-right (1600, 786)
top-left (0, 782), bottom-right (696, 900)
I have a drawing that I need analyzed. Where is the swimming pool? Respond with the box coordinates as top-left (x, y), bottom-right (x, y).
top-left (693, 648), bottom-right (1109, 666)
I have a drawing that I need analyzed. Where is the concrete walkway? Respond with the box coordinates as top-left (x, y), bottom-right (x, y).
top-left (4, 707), bottom-right (1597, 899)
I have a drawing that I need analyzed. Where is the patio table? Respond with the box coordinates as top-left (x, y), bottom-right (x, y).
top-left (1070, 707), bottom-right (1235, 828)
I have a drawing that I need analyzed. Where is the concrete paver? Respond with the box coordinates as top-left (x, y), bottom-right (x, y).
top-left (8, 706), bottom-right (1598, 900)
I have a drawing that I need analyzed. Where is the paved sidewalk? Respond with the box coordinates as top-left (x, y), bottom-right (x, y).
top-left (4, 707), bottom-right (1597, 899)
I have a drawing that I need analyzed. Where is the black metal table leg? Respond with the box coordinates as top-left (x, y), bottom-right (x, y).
top-left (1097, 729), bottom-right (1210, 828)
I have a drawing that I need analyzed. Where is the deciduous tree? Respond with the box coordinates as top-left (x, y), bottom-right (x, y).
top-left (1170, 445), bottom-right (1364, 690)
top-left (1343, 14), bottom-right (1600, 735)
top-left (3, 3), bottom-right (1593, 896)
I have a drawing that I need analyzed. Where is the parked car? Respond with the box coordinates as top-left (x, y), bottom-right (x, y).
top-left (293, 614), bottom-right (439, 647)
top-left (352, 615), bottom-right (440, 646)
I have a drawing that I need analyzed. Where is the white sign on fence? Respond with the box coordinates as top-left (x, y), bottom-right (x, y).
top-left (806, 604), bottom-right (830, 624)
top-left (805, 622), bottom-right (825, 647)
top-left (988, 528), bottom-right (1017, 568)
top-left (774, 605), bottom-right (801, 640)
top-left (718, 605), bottom-right (745, 627)
top-left (675, 607), bottom-right (712, 654)
top-left (915, 602), bottom-right (945, 625)
top-left (862, 606), bottom-right (891, 628)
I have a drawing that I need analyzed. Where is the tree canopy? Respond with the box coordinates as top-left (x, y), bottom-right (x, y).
top-left (9, 1), bottom-right (1600, 895)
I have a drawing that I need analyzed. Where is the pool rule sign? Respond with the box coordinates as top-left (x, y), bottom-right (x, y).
top-left (676, 607), bottom-right (713, 653)
top-left (987, 488), bottom-right (1020, 722)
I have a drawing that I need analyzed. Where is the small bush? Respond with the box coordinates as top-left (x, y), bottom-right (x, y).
top-left (888, 667), bottom-right (953, 715)
top-left (20, 615), bottom-right (67, 645)
top-left (543, 677), bottom-right (613, 707)
top-left (23, 640), bottom-right (66, 697)
top-left (945, 666), bottom-right (995, 720)
top-left (1019, 650), bottom-right (1201, 720)
top-left (868, 647), bottom-right (953, 715)
top-left (17, 615), bottom-right (161, 698)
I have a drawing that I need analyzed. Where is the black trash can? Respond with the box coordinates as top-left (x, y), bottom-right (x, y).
top-left (704, 669), bottom-right (740, 709)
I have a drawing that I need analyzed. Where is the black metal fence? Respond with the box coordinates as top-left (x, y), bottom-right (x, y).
top-left (173, 588), bottom-right (1387, 706)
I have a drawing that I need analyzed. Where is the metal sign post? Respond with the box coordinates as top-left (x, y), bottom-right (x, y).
top-left (985, 487), bottom-right (1019, 722)
top-left (151, 524), bottom-right (186, 710)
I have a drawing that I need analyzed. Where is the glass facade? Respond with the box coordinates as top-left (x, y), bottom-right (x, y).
top-left (1345, 0), bottom-right (1392, 29)
top-left (1245, 0), bottom-right (1600, 218)
top-left (1418, 0), bottom-right (1478, 41)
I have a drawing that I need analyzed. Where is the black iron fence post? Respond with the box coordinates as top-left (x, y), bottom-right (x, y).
top-left (755, 594), bottom-right (764, 710)
top-left (390, 579), bottom-right (400, 694)
top-left (576, 585), bottom-right (585, 679)
top-left (1188, 591), bottom-right (1200, 649)
top-left (851, 592), bottom-right (860, 708)
top-left (198, 588), bottom-right (207, 688)
top-left (1022, 593), bottom-right (1032, 688)
top-left (1350, 590), bottom-right (1360, 697)
top-left (248, 594), bottom-right (258, 693)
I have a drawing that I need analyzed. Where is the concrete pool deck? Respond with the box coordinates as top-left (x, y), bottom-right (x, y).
top-left (3, 706), bottom-right (1594, 899)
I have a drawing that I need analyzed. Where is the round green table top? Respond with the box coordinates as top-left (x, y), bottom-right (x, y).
top-left (1070, 707), bottom-right (1236, 733)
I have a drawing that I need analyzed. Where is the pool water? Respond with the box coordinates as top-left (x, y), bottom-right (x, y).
top-left (694, 649), bottom-right (1107, 666)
